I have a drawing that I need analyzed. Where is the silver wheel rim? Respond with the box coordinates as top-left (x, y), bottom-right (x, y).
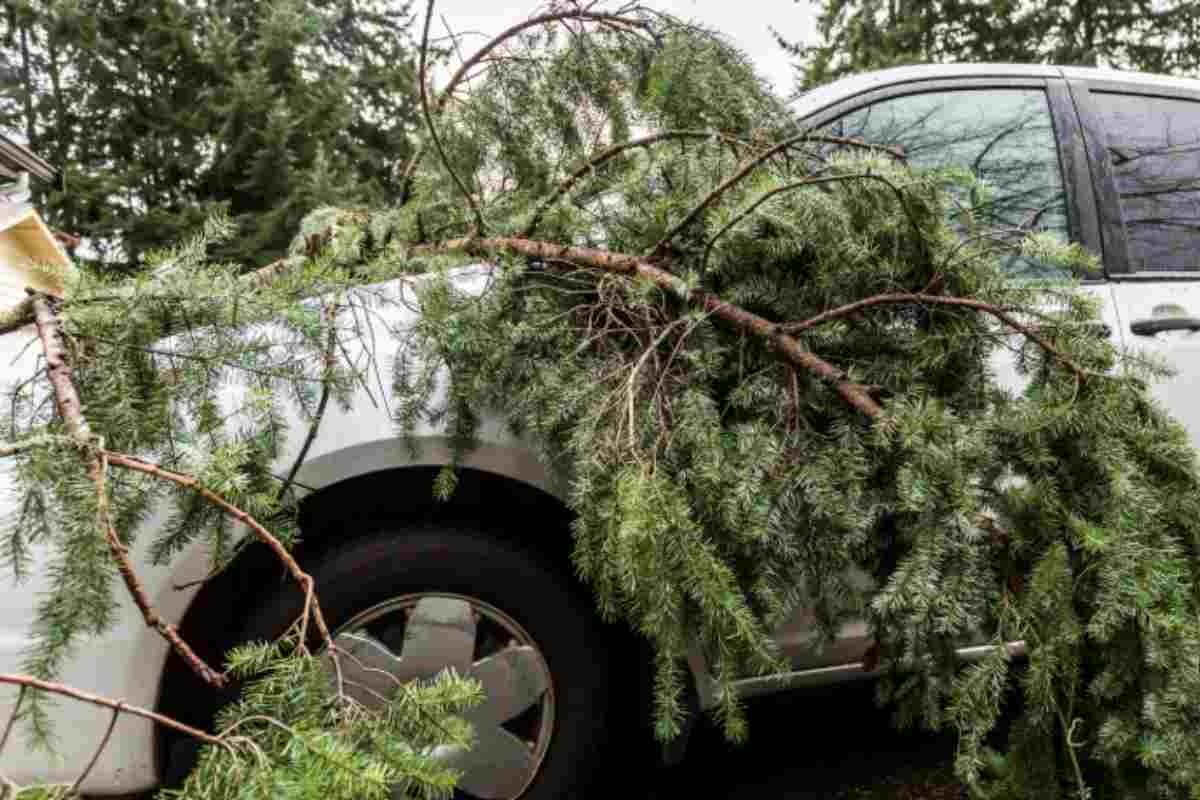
top-left (322, 593), bottom-right (556, 800)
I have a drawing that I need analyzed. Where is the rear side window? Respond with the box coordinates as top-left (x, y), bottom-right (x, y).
top-left (1093, 92), bottom-right (1200, 272)
top-left (822, 88), bottom-right (1070, 278)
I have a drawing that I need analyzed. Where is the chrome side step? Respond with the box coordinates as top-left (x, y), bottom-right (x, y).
top-left (696, 640), bottom-right (1029, 708)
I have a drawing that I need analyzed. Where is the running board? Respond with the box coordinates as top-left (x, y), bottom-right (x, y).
top-left (701, 640), bottom-right (1028, 708)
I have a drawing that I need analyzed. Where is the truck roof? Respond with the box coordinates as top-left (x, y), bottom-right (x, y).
top-left (790, 62), bottom-right (1200, 121)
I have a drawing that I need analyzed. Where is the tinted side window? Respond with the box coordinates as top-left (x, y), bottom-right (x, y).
top-left (823, 89), bottom-right (1069, 277)
top-left (1093, 92), bottom-right (1200, 272)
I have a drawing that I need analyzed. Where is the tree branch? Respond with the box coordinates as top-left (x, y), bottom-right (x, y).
top-left (0, 434), bottom-right (70, 458)
top-left (780, 292), bottom-right (1090, 380)
top-left (702, 173), bottom-right (851, 267)
top-left (438, 9), bottom-right (649, 116)
top-left (278, 304), bottom-right (338, 504)
top-left (0, 685), bottom-right (23, 755)
top-left (0, 673), bottom-right (224, 748)
top-left (99, 449), bottom-right (335, 652)
top-left (29, 293), bottom-right (228, 689)
top-left (524, 130), bottom-right (752, 238)
top-left (703, 170), bottom-right (930, 269)
top-left (418, 0), bottom-right (486, 235)
top-left (0, 296), bottom-right (39, 336)
top-left (428, 237), bottom-right (883, 417)
top-left (398, 6), bottom-right (652, 195)
top-left (68, 704), bottom-right (120, 795)
top-left (650, 132), bottom-right (906, 257)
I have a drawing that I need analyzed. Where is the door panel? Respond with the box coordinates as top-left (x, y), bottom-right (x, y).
top-left (1080, 84), bottom-right (1200, 452)
top-left (1112, 283), bottom-right (1200, 438)
top-left (772, 80), bottom-right (1119, 673)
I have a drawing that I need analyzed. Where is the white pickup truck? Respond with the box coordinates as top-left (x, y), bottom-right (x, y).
top-left (4, 63), bottom-right (1200, 800)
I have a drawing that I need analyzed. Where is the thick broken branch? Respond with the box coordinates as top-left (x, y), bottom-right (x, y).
top-left (0, 296), bottom-right (38, 336)
top-left (431, 237), bottom-right (883, 417)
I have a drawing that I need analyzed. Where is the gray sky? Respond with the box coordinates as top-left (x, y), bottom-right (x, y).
top-left (429, 1), bottom-right (820, 97)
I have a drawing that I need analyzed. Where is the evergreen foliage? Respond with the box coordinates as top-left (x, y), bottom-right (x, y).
top-left (0, 0), bottom-right (422, 271)
top-left (780, 0), bottom-right (1200, 91)
top-left (164, 635), bottom-right (481, 800)
top-left (3, 3), bottom-right (1200, 799)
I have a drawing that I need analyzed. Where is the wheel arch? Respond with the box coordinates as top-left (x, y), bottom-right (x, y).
top-left (154, 436), bottom-right (669, 782)
top-left (153, 433), bottom-right (583, 774)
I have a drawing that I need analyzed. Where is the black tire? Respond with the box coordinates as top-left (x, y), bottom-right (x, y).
top-left (164, 524), bottom-right (624, 798)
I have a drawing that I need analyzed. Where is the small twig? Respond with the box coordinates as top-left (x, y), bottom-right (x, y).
top-left (0, 433), bottom-right (70, 458)
top-left (0, 674), bottom-right (225, 748)
top-left (278, 302), bottom-right (339, 503)
top-left (100, 449), bottom-right (336, 652)
top-left (418, 0), bottom-right (486, 235)
top-left (524, 130), bottom-right (752, 237)
top-left (624, 319), bottom-right (688, 448)
top-left (650, 132), bottom-right (906, 257)
top-left (69, 704), bottom-right (120, 795)
top-left (0, 685), bottom-right (24, 755)
top-left (296, 575), bottom-right (315, 658)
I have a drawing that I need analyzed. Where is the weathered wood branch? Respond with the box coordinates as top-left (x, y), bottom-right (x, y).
top-left (0, 673), bottom-right (224, 747)
top-left (29, 294), bottom-right (228, 689)
top-left (99, 449), bottom-right (335, 652)
top-left (430, 237), bottom-right (884, 417)
top-left (0, 296), bottom-right (38, 336)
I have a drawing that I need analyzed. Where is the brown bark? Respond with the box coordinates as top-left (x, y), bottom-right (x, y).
top-left (0, 673), bottom-right (223, 747)
top-left (433, 237), bottom-right (885, 418)
top-left (99, 449), bottom-right (334, 651)
top-left (781, 292), bottom-right (1090, 381)
top-left (28, 294), bottom-right (227, 689)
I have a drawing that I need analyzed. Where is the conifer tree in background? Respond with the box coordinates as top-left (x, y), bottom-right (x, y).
top-left (3, 2), bottom-right (1200, 799)
top-left (780, 0), bottom-right (1200, 91)
top-left (0, 0), bottom-right (422, 271)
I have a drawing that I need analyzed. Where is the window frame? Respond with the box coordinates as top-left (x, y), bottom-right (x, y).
top-left (1069, 78), bottom-right (1200, 279)
top-left (796, 75), bottom-right (1103, 281)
